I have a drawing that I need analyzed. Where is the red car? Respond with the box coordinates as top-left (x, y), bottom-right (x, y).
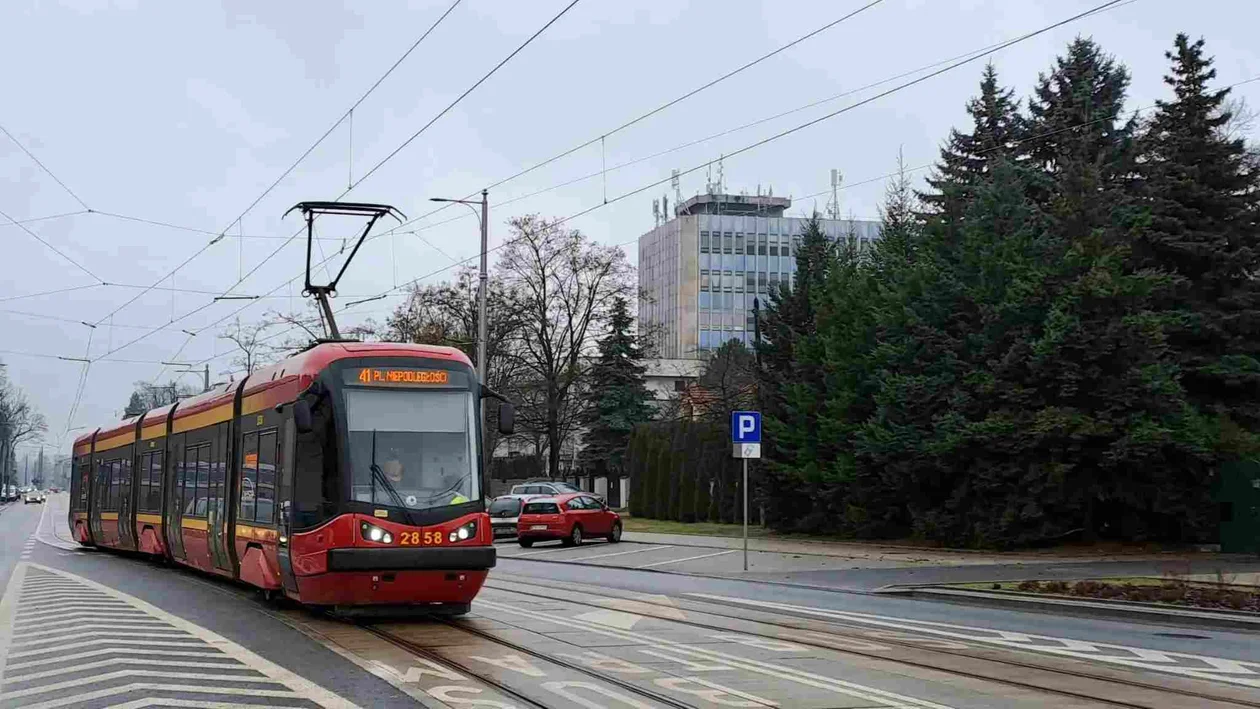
top-left (517, 493), bottom-right (621, 547)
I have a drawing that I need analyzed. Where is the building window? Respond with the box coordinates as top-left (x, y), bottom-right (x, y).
top-left (745, 272), bottom-right (756, 290)
top-left (674, 379), bottom-right (687, 392)
top-left (699, 292), bottom-right (711, 309)
top-left (700, 231), bottom-right (710, 253)
top-left (723, 233), bottom-right (733, 254)
top-left (734, 233), bottom-right (744, 255)
top-left (757, 272), bottom-right (767, 292)
top-left (768, 235), bottom-right (779, 257)
top-left (758, 234), bottom-right (767, 256)
top-left (734, 271), bottom-right (744, 292)
top-left (699, 270), bottom-right (709, 291)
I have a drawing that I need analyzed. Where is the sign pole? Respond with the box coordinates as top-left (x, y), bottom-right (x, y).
top-left (731, 410), bottom-right (761, 574)
top-left (742, 457), bottom-right (749, 571)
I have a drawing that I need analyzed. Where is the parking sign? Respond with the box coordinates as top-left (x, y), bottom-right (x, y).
top-left (731, 411), bottom-right (761, 459)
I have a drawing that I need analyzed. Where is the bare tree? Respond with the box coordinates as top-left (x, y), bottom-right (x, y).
top-left (0, 368), bottom-right (47, 488)
top-left (497, 215), bottom-right (634, 477)
top-left (383, 265), bottom-right (527, 457)
top-left (123, 379), bottom-right (199, 417)
top-left (1220, 96), bottom-right (1257, 142)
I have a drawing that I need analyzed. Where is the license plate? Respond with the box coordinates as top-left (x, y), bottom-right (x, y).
top-left (530, 525), bottom-right (547, 531)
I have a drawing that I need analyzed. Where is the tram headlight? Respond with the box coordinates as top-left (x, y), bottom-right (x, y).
top-left (447, 520), bottom-right (478, 543)
top-left (360, 522), bottom-right (393, 544)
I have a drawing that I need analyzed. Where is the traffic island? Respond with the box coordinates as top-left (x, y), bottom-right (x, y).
top-left (881, 575), bottom-right (1260, 632)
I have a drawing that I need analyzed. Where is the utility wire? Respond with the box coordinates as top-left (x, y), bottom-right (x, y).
top-left (89, 0), bottom-right (464, 327)
top-left (364, 0), bottom-right (1135, 306)
top-left (0, 283), bottom-right (100, 303)
top-left (348, 0), bottom-right (585, 191)
top-left (0, 209), bottom-right (91, 227)
top-left (97, 0), bottom-right (585, 365)
top-left (390, 0), bottom-right (887, 234)
top-left (215, 0), bottom-right (1138, 358)
top-left (0, 207), bottom-right (103, 283)
top-left (0, 123), bottom-right (91, 210)
top-left (100, 0), bottom-right (1132, 376)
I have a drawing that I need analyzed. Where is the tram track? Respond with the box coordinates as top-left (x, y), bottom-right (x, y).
top-left (361, 618), bottom-right (696, 709)
top-left (481, 576), bottom-right (1260, 709)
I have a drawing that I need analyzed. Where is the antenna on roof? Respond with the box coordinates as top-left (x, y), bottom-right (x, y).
top-left (283, 201), bottom-right (405, 341)
top-left (671, 169), bottom-right (681, 210)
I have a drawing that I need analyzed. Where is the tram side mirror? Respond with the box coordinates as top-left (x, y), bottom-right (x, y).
top-left (293, 400), bottom-right (313, 433)
top-left (497, 402), bottom-right (515, 435)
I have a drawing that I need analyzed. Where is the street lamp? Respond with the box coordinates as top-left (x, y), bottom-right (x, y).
top-left (429, 190), bottom-right (489, 386)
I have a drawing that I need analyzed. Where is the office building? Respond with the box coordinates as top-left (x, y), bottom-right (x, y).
top-left (638, 192), bottom-right (880, 359)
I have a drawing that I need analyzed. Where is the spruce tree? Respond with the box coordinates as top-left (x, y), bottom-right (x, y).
top-left (583, 297), bottom-right (655, 476)
top-left (1138, 34), bottom-right (1260, 434)
top-left (921, 63), bottom-right (1025, 229)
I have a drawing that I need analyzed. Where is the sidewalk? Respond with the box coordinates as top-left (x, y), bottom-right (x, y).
top-left (619, 530), bottom-right (1230, 568)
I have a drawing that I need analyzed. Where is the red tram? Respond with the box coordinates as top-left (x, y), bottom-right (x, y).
top-left (69, 342), bottom-right (510, 615)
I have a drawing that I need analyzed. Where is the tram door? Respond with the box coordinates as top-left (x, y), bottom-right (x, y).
top-left (276, 417), bottom-right (299, 594)
top-left (164, 436), bottom-right (187, 560)
top-left (207, 421), bottom-right (233, 574)
top-left (117, 447), bottom-right (137, 550)
top-left (88, 457), bottom-right (109, 542)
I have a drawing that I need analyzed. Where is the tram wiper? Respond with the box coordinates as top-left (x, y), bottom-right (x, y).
top-left (370, 430), bottom-right (417, 527)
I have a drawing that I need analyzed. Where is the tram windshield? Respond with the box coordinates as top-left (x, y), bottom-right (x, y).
top-left (344, 388), bottom-right (479, 510)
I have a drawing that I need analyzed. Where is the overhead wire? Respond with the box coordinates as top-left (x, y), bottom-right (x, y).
top-left (0, 206), bottom-right (103, 283)
top-left (387, 0), bottom-right (888, 235)
top-left (204, 0), bottom-right (1134, 360)
top-left (0, 123), bottom-right (91, 210)
top-left (88, 0), bottom-right (464, 327)
top-left (65, 0), bottom-right (1136, 388)
top-left (94, 0), bottom-right (587, 366)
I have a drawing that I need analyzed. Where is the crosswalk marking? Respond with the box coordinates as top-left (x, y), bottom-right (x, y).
top-left (0, 563), bottom-right (359, 708)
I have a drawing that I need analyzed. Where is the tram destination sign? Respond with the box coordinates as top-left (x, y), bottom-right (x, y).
top-left (343, 367), bottom-right (465, 387)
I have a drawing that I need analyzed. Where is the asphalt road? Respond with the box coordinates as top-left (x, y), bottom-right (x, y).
top-left (1, 496), bottom-right (1256, 708)
top-left (494, 551), bottom-right (1260, 668)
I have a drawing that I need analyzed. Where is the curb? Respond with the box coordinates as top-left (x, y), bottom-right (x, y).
top-left (881, 585), bottom-right (1260, 632)
top-left (495, 547), bottom-right (876, 596)
top-left (618, 532), bottom-right (1246, 565)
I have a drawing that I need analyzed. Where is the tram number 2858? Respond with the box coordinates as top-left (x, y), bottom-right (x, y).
top-left (397, 531), bottom-right (443, 546)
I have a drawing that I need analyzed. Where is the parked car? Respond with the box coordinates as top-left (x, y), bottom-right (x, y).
top-left (509, 480), bottom-right (583, 497)
top-left (488, 496), bottom-right (526, 538)
top-left (517, 493), bottom-right (621, 548)
top-left (23, 490), bottom-right (44, 504)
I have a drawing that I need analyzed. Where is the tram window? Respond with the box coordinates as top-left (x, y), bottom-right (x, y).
top-left (255, 430), bottom-right (277, 525)
top-left (196, 443), bottom-right (211, 517)
top-left (109, 460), bottom-right (122, 512)
top-left (240, 432), bottom-right (258, 523)
top-left (182, 445), bottom-right (200, 517)
top-left (76, 463), bottom-right (89, 511)
top-left (119, 457), bottom-right (131, 513)
top-left (146, 451), bottom-right (163, 513)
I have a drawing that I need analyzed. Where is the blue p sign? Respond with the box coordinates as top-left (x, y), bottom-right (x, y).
top-left (731, 411), bottom-right (761, 444)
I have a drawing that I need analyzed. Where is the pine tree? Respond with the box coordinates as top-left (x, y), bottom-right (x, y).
top-left (1138, 34), bottom-right (1260, 434)
top-left (583, 297), bottom-right (655, 476)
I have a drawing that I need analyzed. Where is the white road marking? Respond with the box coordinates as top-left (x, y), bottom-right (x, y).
top-left (565, 545), bottom-right (676, 562)
top-left (636, 549), bottom-right (738, 569)
top-left (0, 563), bottom-right (360, 708)
top-left (477, 598), bottom-right (954, 709)
top-left (500, 544), bottom-right (597, 558)
top-left (7, 639), bottom-right (211, 659)
top-left (4, 647), bottom-right (226, 670)
top-left (14, 623), bottom-right (186, 639)
top-left (5, 657), bottom-right (251, 682)
top-left (687, 593), bottom-right (1260, 689)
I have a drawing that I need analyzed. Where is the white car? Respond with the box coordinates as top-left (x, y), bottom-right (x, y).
top-left (23, 490), bottom-right (44, 504)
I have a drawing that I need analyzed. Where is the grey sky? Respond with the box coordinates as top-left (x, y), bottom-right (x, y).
top-left (2, 0), bottom-right (1257, 455)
